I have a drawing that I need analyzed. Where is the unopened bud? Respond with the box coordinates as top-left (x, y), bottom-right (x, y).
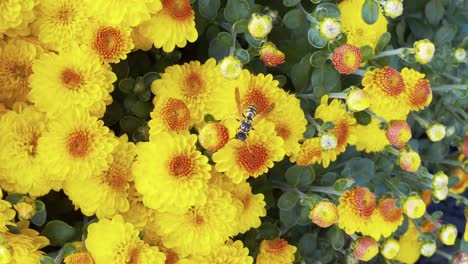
top-left (319, 18), bottom-right (341, 41)
top-left (13, 201), bottom-right (35, 220)
top-left (454, 48), bottom-right (467, 62)
top-left (309, 200), bottom-right (338, 228)
top-left (320, 132), bottom-right (338, 151)
top-left (248, 14), bottom-right (272, 39)
top-left (198, 122), bottom-right (230, 152)
top-left (383, 0), bottom-right (403, 19)
top-left (402, 195), bottom-right (426, 219)
top-left (433, 186), bottom-right (448, 201)
top-left (380, 238), bottom-right (400, 259)
top-left (386, 120), bottom-right (412, 148)
top-left (398, 148), bottom-right (421, 173)
top-left (332, 44), bottom-right (362, 75)
top-left (432, 171), bottom-right (449, 189)
top-left (346, 88), bottom-right (370, 112)
top-left (259, 42), bottom-right (285, 67)
top-left (426, 123), bottom-right (446, 142)
top-left (420, 240), bottom-right (437, 257)
top-left (414, 39), bottom-right (435, 64)
top-left (353, 236), bottom-right (379, 261)
top-left (218, 56), bottom-right (242, 80)
top-left (439, 224), bottom-right (458, 245)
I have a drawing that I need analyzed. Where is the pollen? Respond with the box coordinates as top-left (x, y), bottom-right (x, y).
top-left (169, 155), bottom-right (194, 177)
top-left (67, 130), bottom-right (91, 158)
top-left (184, 72), bottom-right (206, 97)
top-left (161, 98), bottom-right (190, 131)
top-left (93, 26), bottom-right (124, 61)
top-left (375, 67), bottom-right (405, 96)
top-left (164, 0), bottom-right (193, 21)
top-left (61, 68), bottom-right (83, 90)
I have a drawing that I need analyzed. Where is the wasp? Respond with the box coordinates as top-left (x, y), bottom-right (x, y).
top-left (234, 87), bottom-right (274, 141)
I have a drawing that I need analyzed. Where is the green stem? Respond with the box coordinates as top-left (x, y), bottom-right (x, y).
top-left (435, 250), bottom-right (452, 261)
top-left (423, 212), bottom-right (442, 229)
top-left (54, 248), bottom-right (64, 264)
top-left (385, 146), bottom-right (400, 156)
top-left (411, 219), bottom-right (424, 236)
top-left (229, 30), bottom-right (237, 56)
top-left (442, 73), bottom-right (463, 83)
top-left (308, 186), bottom-right (343, 196)
top-left (328, 92), bottom-right (347, 99)
top-left (446, 104), bottom-right (468, 120)
top-left (365, 109), bottom-right (387, 123)
top-left (295, 93), bottom-right (315, 99)
top-left (297, 2), bottom-right (319, 24)
top-left (272, 181), bottom-right (307, 199)
top-left (447, 192), bottom-right (468, 205)
top-left (306, 114), bottom-right (323, 133)
top-left (351, 69), bottom-right (366, 76)
top-left (431, 84), bottom-right (467, 92)
top-left (371, 47), bottom-right (411, 60)
top-left (384, 178), bottom-right (407, 198)
top-left (349, 234), bottom-right (358, 240)
top-left (424, 159), bottom-right (467, 167)
top-left (410, 112), bottom-right (430, 128)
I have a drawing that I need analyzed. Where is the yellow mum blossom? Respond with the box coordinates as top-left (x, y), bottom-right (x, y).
top-left (37, 109), bottom-right (118, 184)
top-left (179, 240), bottom-right (253, 264)
top-left (86, 215), bottom-right (166, 264)
top-left (32, 0), bottom-right (91, 51)
top-left (400, 68), bottom-right (432, 111)
top-left (133, 133), bottom-right (211, 213)
top-left (338, 187), bottom-right (376, 235)
top-left (350, 117), bottom-right (390, 152)
top-left (64, 252), bottom-right (94, 264)
top-left (290, 137), bottom-right (322, 166)
top-left (394, 221), bottom-right (422, 263)
top-left (0, 39), bottom-right (42, 107)
top-left (63, 135), bottom-right (136, 219)
top-left (136, 0), bottom-right (198, 52)
top-left (256, 238), bottom-right (297, 264)
top-left (338, 0), bottom-right (388, 51)
top-left (0, 106), bottom-right (52, 196)
top-left (5, 222), bottom-right (49, 264)
top-left (152, 59), bottom-right (234, 125)
top-left (198, 121), bottom-right (231, 152)
top-left (367, 198), bottom-right (403, 239)
top-left (213, 119), bottom-right (285, 184)
top-left (0, 198), bottom-right (15, 232)
top-left (148, 97), bottom-right (191, 138)
top-left (155, 186), bottom-right (238, 257)
top-left (120, 184), bottom-right (157, 230)
top-left (0, 0), bottom-right (37, 38)
top-left (28, 46), bottom-right (116, 118)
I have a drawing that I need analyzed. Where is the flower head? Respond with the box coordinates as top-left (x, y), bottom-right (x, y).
top-left (64, 252), bottom-right (94, 264)
top-left (433, 186), bottom-right (448, 201)
top-left (398, 147), bottom-right (421, 172)
top-left (454, 48), bottom-right (467, 62)
top-left (0, 0), bottom-right (37, 38)
top-left (402, 195), bottom-right (426, 219)
top-left (381, 238), bottom-right (400, 259)
top-left (353, 236), bottom-right (378, 261)
top-left (349, 117), bottom-right (390, 153)
top-left (346, 88), bottom-right (370, 112)
top-left (401, 68), bottom-right (432, 111)
top-left (149, 97), bottom-right (190, 138)
top-left (198, 122), bottom-right (230, 152)
top-left (439, 224), bottom-right (458, 245)
top-left (5, 224), bottom-right (49, 263)
top-left (383, 0), bottom-right (404, 18)
top-left (259, 42), bottom-right (285, 67)
top-left (290, 137), bottom-right (322, 166)
top-left (426, 123), bottom-right (446, 142)
top-left (332, 44), bottom-right (362, 74)
top-left (248, 14), bottom-right (273, 39)
top-left (256, 238), bottom-right (297, 264)
top-left (414, 39), bottom-right (435, 64)
top-left (386, 120), bottom-right (412, 148)
top-left (368, 198), bottom-right (403, 239)
top-left (338, 187), bottom-right (376, 234)
top-left (309, 200), bottom-right (338, 228)
top-left (218, 56), bottom-right (242, 80)
top-left (319, 18), bottom-right (341, 40)
top-left (181, 240), bottom-right (253, 264)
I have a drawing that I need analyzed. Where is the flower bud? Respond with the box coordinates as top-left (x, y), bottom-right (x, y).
top-left (353, 236), bottom-right (379, 261)
top-left (218, 56), bottom-right (242, 80)
top-left (309, 200), bottom-right (338, 228)
top-left (346, 88), bottom-right (370, 112)
top-left (0, 244), bottom-right (11, 264)
top-left (248, 14), bottom-right (272, 39)
top-left (439, 224), bottom-right (458, 245)
top-left (433, 186), bottom-right (448, 201)
top-left (332, 44), bottom-right (362, 75)
top-left (383, 0), bottom-right (403, 18)
top-left (420, 240), bottom-right (437, 257)
top-left (446, 126), bottom-right (455, 137)
top-left (454, 48), bottom-right (467, 63)
top-left (386, 120), bottom-right (412, 148)
top-left (398, 148), bottom-right (421, 173)
top-left (198, 122), bottom-right (230, 152)
top-left (426, 123), bottom-right (446, 142)
top-left (259, 42), bottom-right (285, 67)
top-left (432, 171), bottom-right (449, 189)
top-left (414, 39), bottom-right (435, 64)
top-left (380, 238), bottom-right (400, 259)
top-left (319, 18), bottom-right (341, 41)
top-left (13, 201), bottom-right (35, 220)
top-left (320, 132), bottom-right (337, 151)
top-left (402, 195), bottom-right (426, 219)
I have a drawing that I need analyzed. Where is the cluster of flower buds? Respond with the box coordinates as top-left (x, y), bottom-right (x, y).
top-left (432, 171), bottom-right (449, 201)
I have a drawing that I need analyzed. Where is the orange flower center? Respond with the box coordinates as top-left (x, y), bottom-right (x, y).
top-left (265, 238), bottom-right (288, 254)
top-left (64, 252), bottom-right (94, 264)
top-left (24, 132), bottom-right (40, 157)
top-left (126, 245), bottom-right (142, 264)
top-left (61, 68), bottom-right (83, 90)
top-left (161, 98), bottom-right (190, 131)
top-left (275, 124), bottom-right (291, 140)
top-left (376, 67), bottom-right (404, 96)
top-left (184, 72), bottom-right (205, 97)
top-left (104, 161), bottom-right (128, 191)
top-left (237, 143), bottom-right (268, 173)
top-left (67, 130), bottom-right (91, 158)
top-left (349, 187), bottom-right (375, 217)
top-left (378, 198), bottom-right (402, 222)
top-left (169, 154), bottom-right (194, 177)
top-left (7, 60), bottom-right (32, 83)
top-left (94, 27), bottom-right (123, 61)
top-left (163, 0), bottom-right (193, 20)
top-left (187, 206), bottom-right (205, 225)
top-left (242, 88), bottom-right (270, 114)
top-left (409, 79), bottom-right (431, 106)
top-left (56, 4), bottom-right (75, 24)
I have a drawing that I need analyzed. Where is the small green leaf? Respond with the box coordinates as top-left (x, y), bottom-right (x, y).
top-left (310, 64), bottom-right (340, 98)
top-left (233, 19), bottom-right (249, 33)
top-left (40, 256), bottom-right (55, 264)
top-left (283, 0), bottom-right (300, 7)
top-left (257, 222), bottom-right (281, 240)
top-left (354, 111), bottom-right (371, 125)
top-left (425, 0), bottom-right (444, 25)
top-left (434, 24), bottom-right (457, 45)
top-left (321, 121), bottom-right (335, 131)
top-left (285, 165), bottom-right (303, 187)
top-left (133, 78), bottom-right (146, 94)
top-left (279, 206), bottom-right (299, 228)
top-left (118, 78), bottom-right (135, 94)
top-left (431, 210), bottom-right (443, 220)
top-left (333, 177), bottom-right (355, 192)
top-left (274, 75), bottom-right (287, 87)
top-left (375, 32), bottom-right (391, 53)
top-left (327, 225), bottom-right (345, 250)
top-left (448, 176), bottom-right (460, 188)
top-left (41, 220), bottom-right (76, 246)
top-left (361, 0), bottom-right (379, 25)
top-left (309, 51), bottom-right (329, 67)
top-left (278, 191), bottom-right (300, 210)
top-left (291, 55), bottom-right (312, 93)
top-left (313, 3), bottom-right (341, 20)
top-left (198, 0), bottom-right (221, 20)
top-left (308, 28), bottom-right (327, 49)
top-left (143, 72), bottom-right (160, 88)
top-left (132, 126), bottom-right (150, 142)
top-left (31, 200), bottom-right (47, 227)
top-left (5, 193), bottom-right (25, 205)
top-left (120, 116), bottom-right (144, 134)
top-left (342, 158), bottom-right (375, 185)
top-left (62, 243), bottom-right (79, 258)
top-left (209, 32), bottom-right (232, 60)
top-left (131, 101), bottom-right (153, 119)
top-left (283, 9), bottom-right (305, 29)
top-left (224, 0), bottom-right (250, 23)
top-left (234, 48), bottom-right (250, 64)
top-left (298, 233), bottom-right (318, 258)
top-left (361, 45), bottom-right (374, 61)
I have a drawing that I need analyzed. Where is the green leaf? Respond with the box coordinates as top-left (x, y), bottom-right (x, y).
top-left (321, 121), bottom-right (335, 131)
top-left (41, 220), bottom-right (76, 246)
top-left (434, 24), bottom-right (457, 45)
top-left (5, 193), bottom-right (25, 205)
top-left (62, 243), bottom-right (79, 258)
top-left (278, 191), bottom-right (300, 210)
top-left (361, 0), bottom-right (379, 25)
top-left (31, 200), bottom-right (47, 227)
top-left (283, 9), bottom-right (305, 29)
top-left (291, 55), bottom-right (312, 93)
top-left (279, 207), bottom-right (299, 228)
top-left (133, 78), bottom-right (146, 94)
top-left (118, 78), bottom-right (135, 94)
top-left (326, 225), bottom-right (345, 250)
top-left (209, 32), bottom-right (232, 60)
top-left (431, 210), bottom-right (443, 220)
top-left (313, 3), bottom-right (341, 20)
top-left (425, 0), bottom-right (445, 25)
top-left (283, 0), bottom-right (300, 7)
top-left (143, 72), bottom-right (160, 88)
top-left (232, 19), bottom-right (249, 33)
top-left (120, 116), bottom-right (144, 134)
top-left (309, 51), bottom-right (329, 67)
top-left (285, 165), bottom-right (315, 188)
top-left (333, 177), bottom-right (355, 192)
top-left (257, 222), bottom-right (281, 240)
top-left (375, 32), bottom-right (391, 53)
top-left (308, 28), bottom-right (327, 49)
top-left (298, 233), bottom-right (318, 258)
top-left (132, 126), bottom-right (150, 142)
top-left (342, 158), bottom-right (375, 185)
top-left (131, 101), bottom-right (153, 119)
top-left (354, 111), bottom-right (371, 125)
top-left (224, 0), bottom-right (250, 23)
top-left (274, 75), bottom-right (287, 88)
top-left (40, 256), bottom-right (55, 264)
top-left (448, 176), bottom-right (460, 188)
top-left (361, 45), bottom-right (374, 61)
top-left (198, 0), bottom-right (221, 20)
top-left (310, 64), bottom-right (340, 98)
top-left (234, 48), bottom-right (250, 64)
top-left (407, 18), bottom-right (434, 39)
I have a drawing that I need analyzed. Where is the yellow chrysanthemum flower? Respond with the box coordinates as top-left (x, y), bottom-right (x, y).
top-left (394, 221), bottom-right (422, 264)
top-left (400, 68), bottom-right (432, 111)
top-left (87, 0), bottom-right (162, 27)
top-left (155, 186), bottom-right (238, 257)
top-left (349, 117), bottom-right (390, 153)
top-left (148, 97), bottom-right (191, 138)
top-left (86, 215), bottom-right (166, 264)
top-left (313, 95), bottom-right (356, 168)
top-left (362, 66), bottom-right (410, 120)
top-left (0, 39), bottom-right (42, 107)
top-left (179, 240), bottom-right (253, 264)
top-left (37, 109), bottom-right (118, 184)
top-left (64, 252), bottom-right (94, 264)
top-left (0, 198), bottom-right (15, 232)
top-left (198, 121), bottom-right (232, 152)
top-left (366, 198), bottom-right (403, 240)
top-left (152, 59), bottom-right (234, 125)
top-left (83, 21), bottom-right (134, 64)
top-left (290, 137), bottom-right (322, 166)
top-left (213, 119), bottom-right (285, 184)
top-left (338, 187), bottom-right (376, 235)
top-left (136, 0), bottom-right (198, 52)
top-left (121, 184), bottom-right (157, 230)
top-left (32, 0), bottom-right (90, 51)
top-left (64, 135), bottom-right (136, 219)
top-left (338, 0), bottom-right (388, 51)
top-left (134, 133), bottom-right (211, 212)
top-left (28, 46), bottom-right (116, 118)
top-left (256, 238), bottom-right (297, 264)
top-left (5, 222), bottom-right (49, 264)
top-left (0, 0), bottom-right (37, 38)
top-left (0, 105), bottom-right (52, 196)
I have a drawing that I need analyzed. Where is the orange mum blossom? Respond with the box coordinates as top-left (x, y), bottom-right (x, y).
top-left (331, 44), bottom-right (362, 75)
top-left (386, 120), bottom-right (412, 148)
top-left (256, 238), bottom-right (297, 264)
top-left (259, 42), bottom-right (285, 67)
top-left (338, 187), bottom-right (376, 235)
